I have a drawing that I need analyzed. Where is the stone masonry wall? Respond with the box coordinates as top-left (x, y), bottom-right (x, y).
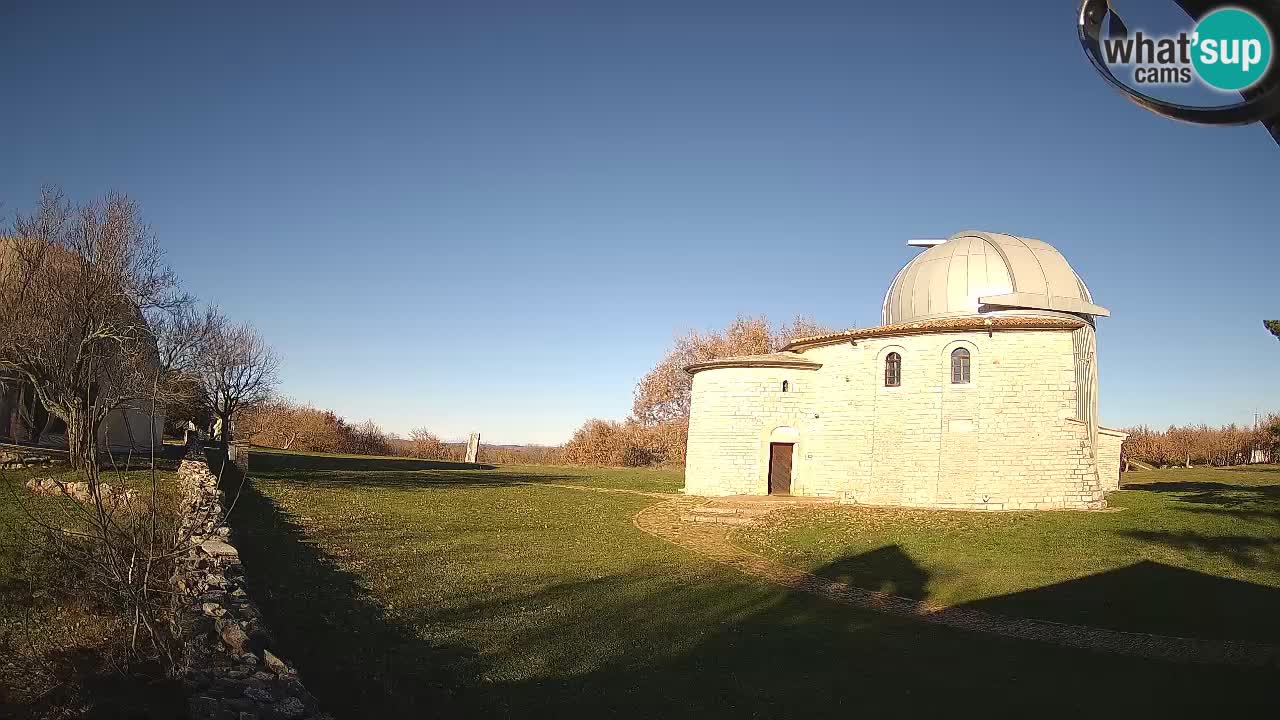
top-left (176, 445), bottom-right (330, 720)
top-left (1096, 427), bottom-right (1128, 491)
top-left (685, 367), bottom-right (818, 496)
top-left (685, 328), bottom-right (1107, 510)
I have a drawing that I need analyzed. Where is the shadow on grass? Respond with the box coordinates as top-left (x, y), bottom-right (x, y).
top-left (1123, 481), bottom-right (1280, 504)
top-left (249, 450), bottom-right (495, 473)
top-left (216, 457), bottom-right (1280, 717)
top-left (1119, 530), bottom-right (1280, 572)
top-left (811, 544), bottom-right (929, 599)
top-left (961, 559), bottom-right (1280, 643)
top-left (215, 459), bottom-right (481, 716)
top-left (244, 452), bottom-right (597, 494)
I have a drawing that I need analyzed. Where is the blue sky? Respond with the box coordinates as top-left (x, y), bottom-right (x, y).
top-left (3, 0), bottom-right (1277, 444)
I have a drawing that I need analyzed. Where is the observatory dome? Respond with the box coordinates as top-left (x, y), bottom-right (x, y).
top-left (881, 231), bottom-right (1109, 326)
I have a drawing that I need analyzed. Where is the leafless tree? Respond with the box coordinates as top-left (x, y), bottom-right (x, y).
top-left (150, 303), bottom-right (225, 431)
top-left (632, 314), bottom-right (834, 425)
top-left (193, 321), bottom-right (279, 446)
top-left (0, 187), bottom-right (185, 472)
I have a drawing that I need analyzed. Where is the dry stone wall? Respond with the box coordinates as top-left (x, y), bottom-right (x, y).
top-left (176, 445), bottom-right (330, 720)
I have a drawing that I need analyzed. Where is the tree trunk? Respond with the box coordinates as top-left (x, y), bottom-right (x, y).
top-left (66, 407), bottom-right (99, 476)
top-left (216, 410), bottom-right (231, 449)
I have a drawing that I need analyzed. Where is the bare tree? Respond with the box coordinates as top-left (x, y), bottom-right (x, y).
top-left (0, 187), bottom-right (183, 472)
top-left (632, 314), bottom-right (834, 425)
top-left (194, 321), bottom-right (279, 446)
top-left (152, 303), bottom-right (225, 375)
top-left (150, 303), bottom-right (225, 432)
top-left (407, 426), bottom-right (448, 459)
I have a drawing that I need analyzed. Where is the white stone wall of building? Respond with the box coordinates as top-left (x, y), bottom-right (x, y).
top-left (685, 367), bottom-right (819, 496)
top-left (685, 329), bottom-right (1107, 509)
top-left (1097, 427), bottom-right (1127, 491)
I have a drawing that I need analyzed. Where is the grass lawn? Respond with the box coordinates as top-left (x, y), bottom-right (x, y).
top-left (736, 465), bottom-right (1280, 643)
top-left (229, 449), bottom-right (1279, 718)
top-left (0, 463), bottom-right (185, 718)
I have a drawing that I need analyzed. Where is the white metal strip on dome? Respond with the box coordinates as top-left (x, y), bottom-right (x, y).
top-left (978, 292), bottom-right (1111, 317)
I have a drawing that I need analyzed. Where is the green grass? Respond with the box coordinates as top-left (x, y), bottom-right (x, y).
top-left (227, 452), bottom-right (1279, 717)
top-left (250, 445), bottom-right (685, 493)
top-left (735, 465), bottom-right (1280, 643)
top-left (0, 464), bottom-right (184, 717)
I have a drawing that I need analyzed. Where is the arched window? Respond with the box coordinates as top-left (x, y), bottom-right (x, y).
top-left (884, 352), bottom-right (901, 387)
top-left (781, 380), bottom-right (789, 392)
top-left (951, 347), bottom-right (971, 384)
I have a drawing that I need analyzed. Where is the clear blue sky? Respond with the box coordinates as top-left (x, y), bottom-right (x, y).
top-left (3, 1), bottom-right (1277, 444)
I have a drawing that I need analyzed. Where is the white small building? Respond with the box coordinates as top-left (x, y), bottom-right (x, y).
top-left (683, 231), bottom-right (1126, 510)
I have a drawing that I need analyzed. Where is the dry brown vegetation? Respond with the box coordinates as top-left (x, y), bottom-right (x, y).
top-left (1122, 415), bottom-right (1280, 468)
top-left (237, 399), bottom-right (562, 465)
top-left (560, 315), bottom-right (832, 468)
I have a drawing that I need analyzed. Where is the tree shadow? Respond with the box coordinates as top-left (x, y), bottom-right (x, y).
top-left (249, 450), bottom-right (495, 473)
top-left (1118, 477), bottom-right (1280, 527)
top-left (1119, 530), bottom-right (1280, 572)
top-left (215, 458), bottom-right (480, 717)
top-left (1119, 480), bottom-right (1280, 507)
top-left (219, 466), bottom-right (1280, 720)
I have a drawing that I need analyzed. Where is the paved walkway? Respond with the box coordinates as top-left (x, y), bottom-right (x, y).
top-left (626, 494), bottom-right (1280, 668)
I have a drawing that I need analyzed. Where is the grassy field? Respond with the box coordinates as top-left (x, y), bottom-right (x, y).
top-left (229, 449), bottom-right (1279, 718)
top-left (0, 463), bottom-right (185, 718)
top-left (736, 465), bottom-right (1280, 643)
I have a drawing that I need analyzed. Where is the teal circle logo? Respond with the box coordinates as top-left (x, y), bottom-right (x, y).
top-left (1191, 8), bottom-right (1273, 91)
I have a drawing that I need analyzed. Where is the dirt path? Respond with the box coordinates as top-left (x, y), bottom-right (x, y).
top-left (621, 493), bottom-right (1280, 668)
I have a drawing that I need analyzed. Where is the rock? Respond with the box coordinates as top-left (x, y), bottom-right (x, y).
top-left (273, 697), bottom-right (306, 719)
top-left (244, 686), bottom-right (275, 703)
top-left (203, 602), bottom-right (226, 618)
top-left (202, 539), bottom-right (240, 559)
top-left (218, 619), bottom-right (251, 654)
top-left (261, 649), bottom-right (289, 675)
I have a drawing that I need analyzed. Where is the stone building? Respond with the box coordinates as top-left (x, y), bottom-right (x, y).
top-left (0, 380), bottom-right (163, 453)
top-left (0, 236), bottom-right (165, 453)
top-left (684, 231), bottom-right (1127, 510)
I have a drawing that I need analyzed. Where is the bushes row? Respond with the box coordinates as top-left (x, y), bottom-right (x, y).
top-left (561, 419), bottom-right (687, 468)
top-left (1123, 414), bottom-right (1280, 468)
top-left (236, 400), bottom-right (563, 465)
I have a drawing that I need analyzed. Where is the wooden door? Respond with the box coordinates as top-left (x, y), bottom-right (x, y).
top-left (768, 443), bottom-right (793, 495)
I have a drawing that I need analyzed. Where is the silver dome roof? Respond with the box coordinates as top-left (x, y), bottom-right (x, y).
top-left (882, 231), bottom-right (1109, 325)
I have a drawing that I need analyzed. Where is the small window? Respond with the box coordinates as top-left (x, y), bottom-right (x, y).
top-left (884, 352), bottom-right (901, 387)
top-left (951, 348), bottom-right (971, 384)
top-left (781, 380), bottom-right (790, 392)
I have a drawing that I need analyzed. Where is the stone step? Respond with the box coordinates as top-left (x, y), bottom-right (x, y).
top-left (679, 513), bottom-right (756, 526)
top-left (687, 506), bottom-right (742, 515)
top-left (690, 506), bottom-right (773, 518)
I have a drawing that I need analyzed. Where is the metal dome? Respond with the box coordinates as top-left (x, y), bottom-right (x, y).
top-left (881, 231), bottom-right (1109, 325)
